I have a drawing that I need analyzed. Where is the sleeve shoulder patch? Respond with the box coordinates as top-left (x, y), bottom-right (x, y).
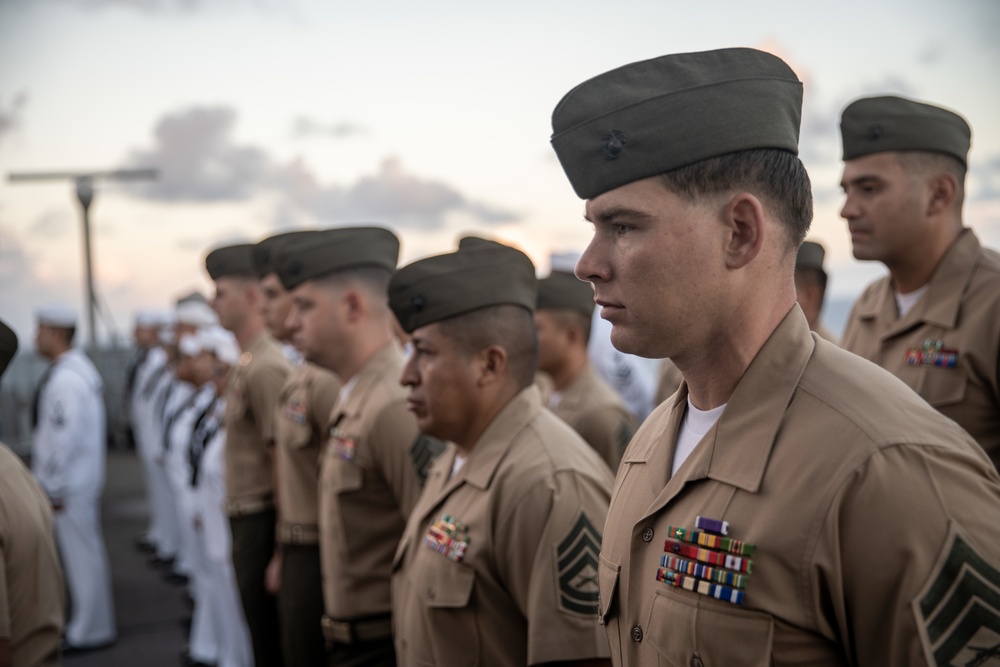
top-left (555, 512), bottom-right (602, 616)
top-left (913, 523), bottom-right (1000, 666)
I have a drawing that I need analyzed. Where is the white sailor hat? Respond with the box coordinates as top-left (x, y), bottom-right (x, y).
top-left (176, 301), bottom-right (218, 328)
top-left (36, 305), bottom-right (78, 328)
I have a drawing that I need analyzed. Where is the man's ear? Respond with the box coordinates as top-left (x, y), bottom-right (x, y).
top-left (476, 344), bottom-right (508, 388)
top-left (926, 172), bottom-right (958, 216)
top-left (722, 192), bottom-right (766, 271)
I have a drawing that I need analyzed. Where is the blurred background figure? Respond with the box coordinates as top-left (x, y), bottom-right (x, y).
top-left (795, 240), bottom-right (839, 344)
top-left (31, 306), bottom-right (116, 652)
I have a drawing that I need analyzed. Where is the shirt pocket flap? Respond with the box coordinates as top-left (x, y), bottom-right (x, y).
top-left (922, 370), bottom-right (967, 408)
top-left (422, 562), bottom-right (475, 609)
top-left (598, 552), bottom-right (621, 625)
top-left (324, 457), bottom-right (364, 494)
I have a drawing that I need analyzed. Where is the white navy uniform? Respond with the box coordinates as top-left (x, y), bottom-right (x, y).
top-left (158, 377), bottom-right (195, 575)
top-left (31, 348), bottom-right (116, 648)
top-left (166, 382), bottom-right (220, 664)
top-left (193, 398), bottom-right (252, 667)
top-left (130, 346), bottom-right (172, 553)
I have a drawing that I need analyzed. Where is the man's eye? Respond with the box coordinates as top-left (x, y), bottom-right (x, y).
top-left (614, 224), bottom-right (633, 236)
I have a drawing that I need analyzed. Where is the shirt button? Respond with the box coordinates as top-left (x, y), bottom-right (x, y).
top-left (691, 656), bottom-right (704, 667)
top-left (631, 625), bottom-right (643, 643)
top-left (641, 527), bottom-right (654, 542)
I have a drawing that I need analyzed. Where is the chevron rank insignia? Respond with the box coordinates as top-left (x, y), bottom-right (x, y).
top-left (556, 513), bottom-right (602, 615)
top-left (409, 434), bottom-right (446, 486)
top-left (914, 526), bottom-right (1000, 667)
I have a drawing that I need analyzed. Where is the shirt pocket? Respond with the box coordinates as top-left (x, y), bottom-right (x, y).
top-left (418, 560), bottom-right (478, 667)
top-left (646, 586), bottom-right (773, 667)
top-left (599, 553), bottom-right (623, 665)
top-left (920, 368), bottom-right (967, 408)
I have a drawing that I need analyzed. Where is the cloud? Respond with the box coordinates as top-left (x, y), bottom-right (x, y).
top-left (127, 106), bottom-right (272, 201)
top-left (27, 210), bottom-right (74, 237)
top-left (124, 105), bottom-right (519, 230)
top-left (0, 92), bottom-right (28, 142)
top-left (292, 116), bottom-right (369, 140)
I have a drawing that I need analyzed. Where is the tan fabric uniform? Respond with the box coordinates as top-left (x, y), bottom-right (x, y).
top-left (274, 361), bottom-right (340, 667)
top-left (600, 307), bottom-right (1000, 666)
top-left (225, 331), bottom-right (291, 512)
top-left (275, 361), bottom-right (341, 543)
top-left (550, 365), bottom-right (636, 471)
top-left (0, 443), bottom-right (63, 667)
top-left (814, 322), bottom-right (839, 345)
top-left (843, 229), bottom-right (1000, 468)
top-left (392, 386), bottom-right (614, 667)
top-left (319, 342), bottom-right (433, 629)
top-left (224, 330), bottom-right (291, 667)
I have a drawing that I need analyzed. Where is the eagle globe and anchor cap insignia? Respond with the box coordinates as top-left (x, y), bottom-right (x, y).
top-left (913, 523), bottom-right (1000, 666)
top-left (556, 513), bottom-right (602, 615)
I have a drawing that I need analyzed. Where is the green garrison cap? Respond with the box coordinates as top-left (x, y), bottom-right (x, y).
top-left (550, 47), bottom-right (803, 200)
top-left (795, 241), bottom-right (826, 272)
top-left (0, 319), bottom-right (18, 378)
top-left (274, 227), bottom-right (399, 291)
top-left (389, 246), bottom-right (537, 334)
top-left (536, 271), bottom-right (594, 317)
top-left (841, 96), bottom-right (971, 166)
top-left (457, 235), bottom-right (507, 251)
top-left (205, 244), bottom-right (257, 280)
top-left (254, 231), bottom-right (313, 279)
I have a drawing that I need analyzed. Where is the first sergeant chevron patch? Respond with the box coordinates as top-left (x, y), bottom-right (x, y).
top-left (409, 433), bottom-right (446, 486)
top-left (556, 513), bottom-right (602, 616)
top-left (913, 525), bottom-right (1000, 667)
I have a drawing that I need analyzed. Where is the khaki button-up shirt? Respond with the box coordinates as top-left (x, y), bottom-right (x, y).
top-left (224, 332), bottom-right (292, 510)
top-left (550, 365), bottom-right (636, 471)
top-left (274, 361), bottom-right (340, 543)
top-left (600, 306), bottom-right (1000, 666)
top-left (843, 229), bottom-right (1000, 468)
top-left (392, 386), bottom-right (614, 667)
top-left (0, 442), bottom-right (63, 667)
top-left (319, 342), bottom-right (441, 620)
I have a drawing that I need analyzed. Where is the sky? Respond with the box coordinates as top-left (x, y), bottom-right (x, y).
top-left (1, 0), bottom-right (998, 349)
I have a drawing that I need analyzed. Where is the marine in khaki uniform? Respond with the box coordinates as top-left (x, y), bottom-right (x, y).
top-left (389, 244), bottom-right (614, 667)
top-left (839, 96), bottom-right (1000, 468)
top-left (276, 227), bottom-right (443, 667)
top-left (536, 270), bottom-right (636, 470)
top-left (255, 232), bottom-right (342, 667)
top-left (0, 320), bottom-right (64, 667)
top-left (206, 243), bottom-right (292, 667)
top-left (550, 47), bottom-right (1000, 666)
top-left (795, 240), bottom-right (839, 344)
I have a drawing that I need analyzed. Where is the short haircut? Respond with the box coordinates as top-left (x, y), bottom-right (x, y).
top-left (542, 308), bottom-right (593, 346)
top-left (317, 266), bottom-right (393, 310)
top-left (437, 305), bottom-right (537, 389)
top-left (658, 148), bottom-right (813, 249)
top-left (896, 151), bottom-right (967, 209)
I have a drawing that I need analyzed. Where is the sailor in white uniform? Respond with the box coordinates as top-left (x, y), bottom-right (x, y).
top-left (192, 327), bottom-right (252, 667)
top-left (30, 306), bottom-right (116, 651)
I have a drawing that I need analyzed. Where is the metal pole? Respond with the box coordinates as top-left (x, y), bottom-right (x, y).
top-left (75, 177), bottom-right (96, 351)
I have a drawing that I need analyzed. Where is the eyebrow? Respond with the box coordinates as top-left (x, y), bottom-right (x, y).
top-left (583, 205), bottom-right (656, 225)
top-left (840, 173), bottom-right (882, 189)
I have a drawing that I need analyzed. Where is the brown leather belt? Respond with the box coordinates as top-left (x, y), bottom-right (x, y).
top-left (226, 495), bottom-right (274, 517)
top-left (277, 522), bottom-right (320, 545)
top-left (321, 614), bottom-right (393, 645)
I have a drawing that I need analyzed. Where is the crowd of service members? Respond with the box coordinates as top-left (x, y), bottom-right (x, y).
top-left (3, 46), bottom-right (999, 667)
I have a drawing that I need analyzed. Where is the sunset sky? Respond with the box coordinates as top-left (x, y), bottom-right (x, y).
top-left (1, 0), bottom-right (998, 348)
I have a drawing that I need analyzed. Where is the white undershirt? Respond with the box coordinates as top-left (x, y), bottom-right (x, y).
top-left (895, 284), bottom-right (930, 318)
top-left (672, 397), bottom-right (726, 476)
